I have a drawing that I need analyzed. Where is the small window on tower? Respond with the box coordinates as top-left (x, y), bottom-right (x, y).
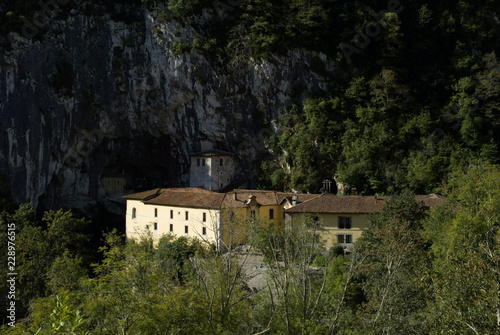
top-left (154, 208), bottom-right (158, 217)
top-left (220, 158), bottom-right (223, 166)
top-left (170, 210), bottom-right (173, 219)
top-left (169, 224), bottom-right (173, 232)
top-left (202, 226), bottom-right (207, 236)
top-left (197, 158), bottom-right (200, 166)
top-left (202, 159), bottom-right (206, 166)
top-left (203, 212), bottom-right (206, 222)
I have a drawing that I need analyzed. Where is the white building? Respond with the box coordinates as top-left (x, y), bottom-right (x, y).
top-left (124, 187), bottom-right (225, 246)
top-left (189, 149), bottom-right (236, 191)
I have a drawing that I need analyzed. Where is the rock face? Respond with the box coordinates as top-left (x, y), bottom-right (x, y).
top-left (0, 3), bottom-right (334, 213)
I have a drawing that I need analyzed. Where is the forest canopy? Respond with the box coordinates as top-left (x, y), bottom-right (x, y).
top-left (1, 0), bottom-right (499, 194)
top-left (2, 163), bottom-right (500, 334)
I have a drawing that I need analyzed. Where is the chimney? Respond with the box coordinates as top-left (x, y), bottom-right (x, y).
top-left (351, 188), bottom-right (357, 196)
top-left (292, 195), bottom-right (298, 206)
top-left (247, 194), bottom-right (256, 204)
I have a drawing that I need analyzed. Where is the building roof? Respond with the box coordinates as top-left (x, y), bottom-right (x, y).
top-left (190, 149), bottom-right (236, 157)
top-left (284, 193), bottom-right (446, 214)
top-left (123, 188), bottom-right (163, 200)
top-left (223, 189), bottom-right (280, 207)
top-left (415, 194), bottom-right (447, 207)
top-left (124, 188), bottom-right (317, 209)
top-left (277, 192), bottom-right (322, 206)
top-left (124, 187), bottom-right (446, 213)
top-left (123, 188), bottom-right (223, 208)
top-left (144, 188), bottom-right (225, 209)
top-left (284, 194), bottom-right (389, 214)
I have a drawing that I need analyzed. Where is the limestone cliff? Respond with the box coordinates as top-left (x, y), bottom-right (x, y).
top-left (0, 2), bottom-right (334, 213)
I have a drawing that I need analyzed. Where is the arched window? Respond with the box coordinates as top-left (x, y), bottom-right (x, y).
top-left (132, 207), bottom-right (137, 219)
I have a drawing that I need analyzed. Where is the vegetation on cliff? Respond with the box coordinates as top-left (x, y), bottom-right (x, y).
top-left (1, 163), bottom-right (500, 333)
top-left (2, 0), bottom-right (499, 194)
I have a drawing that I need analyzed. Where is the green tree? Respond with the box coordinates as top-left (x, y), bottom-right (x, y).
top-left (81, 231), bottom-right (201, 334)
top-left (354, 190), bottom-right (429, 334)
top-left (16, 208), bottom-right (91, 303)
top-left (425, 163), bottom-right (500, 334)
top-left (249, 216), bottom-right (334, 334)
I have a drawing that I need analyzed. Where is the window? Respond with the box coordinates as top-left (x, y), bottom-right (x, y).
top-left (337, 234), bottom-right (353, 244)
top-left (184, 225), bottom-right (189, 234)
top-left (169, 224), bottom-right (173, 232)
top-left (338, 216), bottom-right (352, 229)
top-left (202, 226), bottom-right (207, 236)
top-left (132, 207), bottom-right (137, 219)
top-left (197, 158), bottom-right (200, 166)
top-left (185, 211), bottom-right (189, 220)
top-left (203, 212), bottom-right (206, 222)
top-left (154, 208), bottom-right (158, 217)
top-left (154, 222), bottom-right (158, 230)
top-left (250, 210), bottom-right (256, 218)
top-left (220, 183), bottom-right (223, 188)
top-left (269, 209), bottom-right (274, 219)
top-left (220, 158), bottom-right (223, 166)
top-left (170, 210), bottom-right (173, 219)
top-left (202, 159), bottom-right (205, 166)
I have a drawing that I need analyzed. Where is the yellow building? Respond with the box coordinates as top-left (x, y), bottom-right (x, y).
top-left (284, 193), bottom-right (446, 251)
top-left (124, 188), bottom-right (318, 248)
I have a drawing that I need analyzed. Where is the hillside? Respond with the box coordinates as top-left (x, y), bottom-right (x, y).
top-left (0, 0), bottom-right (499, 211)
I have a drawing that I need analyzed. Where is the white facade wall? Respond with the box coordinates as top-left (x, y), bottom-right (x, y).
top-left (189, 155), bottom-right (235, 191)
top-left (190, 156), bottom-right (213, 190)
top-left (126, 199), bottom-right (221, 244)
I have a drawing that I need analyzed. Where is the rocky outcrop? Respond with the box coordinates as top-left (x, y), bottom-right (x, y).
top-left (0, 2), bottom-right (335, 213)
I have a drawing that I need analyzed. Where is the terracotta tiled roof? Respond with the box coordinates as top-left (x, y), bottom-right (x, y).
top-left (191, 149), bottom-right (236, 157)
top-left (285, 193), bottom-right (446, 214)
top-left (285, 194), bottom-right (389, 214)
top-left (277, 193), bottom-right (322, 206)
top-left (123, 188), bottom-right (162, 200)
top-left (124, 187), bottom-right (442, 214)
top-left (223, 189), bottom-right (280, 207)
top-left (416, 194), bottom-right (447, 207)
top-left (143, 188), bottom-right (225, 209)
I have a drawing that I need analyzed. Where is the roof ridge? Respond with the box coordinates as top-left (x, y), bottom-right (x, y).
top-left (288, 193), bottom-right (324, 208)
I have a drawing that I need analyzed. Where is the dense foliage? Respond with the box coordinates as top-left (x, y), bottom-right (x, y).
top-left (1, 163), bottom-right (500, 334)
top-left (140, 0), bottom-right (500, 194)
top-left (1, 0), bottom-right (499, 330)
top-left (2, 0), bottom-right (499, 192)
